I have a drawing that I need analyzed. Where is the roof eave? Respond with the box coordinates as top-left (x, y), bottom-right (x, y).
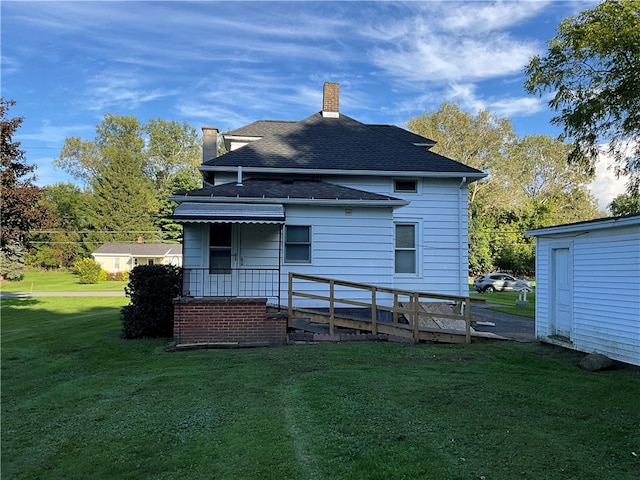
top-left (528, 214), bottom-right (640, 237)
top-left (199, 165), bottom-right (486, 181)
top-left (169, 195), bottom-right (409, 207)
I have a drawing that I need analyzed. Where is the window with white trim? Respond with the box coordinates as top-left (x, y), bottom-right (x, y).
top-left (285, 225), bottom-right (311, 263)
top-left (395, 224), bottom-right (416, 274)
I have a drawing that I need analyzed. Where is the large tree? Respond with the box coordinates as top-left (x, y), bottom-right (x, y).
top-left (499, 134), bottom-right (599, 222)
top-left (0, 99), bottom-right (51, 279)
top-left (145, 119), bottom-right (201, 188)
top-left (524, 0), bottom-right (640, 192)
top-left (145, 119), bottom-right (202, 241)
top-left (407, 102), bottom-right (515, 204)
top-left (608, 193), bottom-right (640, 216)
top-left (86, 115), bottom-right (158, 245)
top-left (56, 115), bottom-right (202, 242)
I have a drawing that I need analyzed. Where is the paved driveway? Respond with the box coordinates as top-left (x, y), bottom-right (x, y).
top-left (471, 305), bottom-right (535, 342)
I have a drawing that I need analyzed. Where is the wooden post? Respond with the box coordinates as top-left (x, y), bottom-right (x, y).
top-left (329, 279), bottom-right (335, 336)
top-left (413, 292), bottom-right (420, 342)
top-left (288, 273), bottom-right (293, 328)
top-left (371, 286), bottom-right (377, 334)
top-left (393, 293), bottom-right (399, 323)
top-left (464, 298), bottom-right (471, 344)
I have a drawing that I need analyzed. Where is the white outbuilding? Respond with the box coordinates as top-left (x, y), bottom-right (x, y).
top-left (528, 214), bottom-right (640, 366)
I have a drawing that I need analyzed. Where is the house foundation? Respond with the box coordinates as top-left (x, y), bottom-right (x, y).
top-left (173, 297), bottom-right (286, 347)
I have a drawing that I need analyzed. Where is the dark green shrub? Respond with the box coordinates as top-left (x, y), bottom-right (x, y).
top-left (121, 264), bottom-right (181, 339)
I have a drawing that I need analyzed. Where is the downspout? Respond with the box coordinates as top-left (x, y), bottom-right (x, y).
top-left (278, 223), bottom-right (283, 310)
top-left (458, 177), bottom-right (467, 297)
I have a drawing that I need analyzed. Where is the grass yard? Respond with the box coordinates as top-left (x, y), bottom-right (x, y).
top-left (470, 286), bottom-right (535, 318)
top-left (0, 269), bottom-right (128, 293)
top-left (2, 296), bottom-right (639, 479)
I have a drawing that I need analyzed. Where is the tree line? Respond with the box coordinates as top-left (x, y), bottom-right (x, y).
top-left (1, 103), bottom-right (205, 278)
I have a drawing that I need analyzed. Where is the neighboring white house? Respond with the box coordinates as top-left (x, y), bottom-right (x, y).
top-left (529, 214), bottom-right (640, 366)
top-left (92, 242), bottom-right (182, 273)
top-left (171, 82), bottom-right (485, 308)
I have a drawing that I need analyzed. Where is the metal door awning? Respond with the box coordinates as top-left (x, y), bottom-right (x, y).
top-left (173, 202), bottom-right (285, 224)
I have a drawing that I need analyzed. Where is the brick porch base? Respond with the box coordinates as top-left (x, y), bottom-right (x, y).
top-left (173, 297), bottom-right (286, 347)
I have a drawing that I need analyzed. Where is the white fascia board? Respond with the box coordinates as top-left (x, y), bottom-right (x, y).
top-left (223, 135), bottom-right (262, 142)
top-left (169, 195), bottom-right (409, 208)
top-left (528, 215), bottom-right (640, 237)
top-left (198, 165), bottom-right (486, 181)
top-left (222, 135), bottom-right (262, 151)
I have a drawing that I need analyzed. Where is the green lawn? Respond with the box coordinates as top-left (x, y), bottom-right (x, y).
top-left (470, 286), bottom-right (535, 318)
top-left (2, 296), bottom-right (639, 480)
top-left (1, 269), bottom-right (128, 293)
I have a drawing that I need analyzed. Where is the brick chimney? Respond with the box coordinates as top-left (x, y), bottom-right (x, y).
top-left (322, 82), bottom-right (340, 118)
top-left (201, 126), bottom-right (219, 162)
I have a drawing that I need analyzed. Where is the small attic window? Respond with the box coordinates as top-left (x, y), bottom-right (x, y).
top-left (394, 179), bottom-right (417, 193)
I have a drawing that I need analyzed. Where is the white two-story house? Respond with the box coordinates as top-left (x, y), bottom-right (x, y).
top-left (170, 82), bottom-right (485, 346)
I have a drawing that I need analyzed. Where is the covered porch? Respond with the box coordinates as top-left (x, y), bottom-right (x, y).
top-left (173, 201), bottom-right (287, 346)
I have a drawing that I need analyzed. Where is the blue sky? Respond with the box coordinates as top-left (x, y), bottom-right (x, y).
top-left (1, 0), bottom-right (624, 209)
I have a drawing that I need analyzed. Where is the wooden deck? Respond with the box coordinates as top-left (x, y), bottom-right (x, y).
top-left (287, 273), bottom-right (504, 344)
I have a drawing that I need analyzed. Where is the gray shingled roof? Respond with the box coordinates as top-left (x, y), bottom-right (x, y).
top-left (180, 178), bottom-right (403, 202)
top-left (226, 120), bottom-right (297, 137)
top-left (92, 243), bottom-right (182, 256)
top-left (205, 113), bottom-right (482, 175)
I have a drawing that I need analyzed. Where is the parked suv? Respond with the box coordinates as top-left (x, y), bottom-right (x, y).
top-left (473, 273), bottom-right (532, 293)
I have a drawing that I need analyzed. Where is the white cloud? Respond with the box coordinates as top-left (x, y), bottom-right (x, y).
top-left (366, 1), bottom-right (542, 86)
top-left (17, 121), bottom-right (92, 145)
top-left (0, 55), bottom-right (21, 75)
top-left (444, 83), bottom-right (546, 118)
top-left (83, 70), bottom-right (177, 112)
top-left (371, 33), bottom-right (537, 85)
top-left (437, 1), bottom-right (551, 33)
top-left (589, 154), bottom-right (628, 212)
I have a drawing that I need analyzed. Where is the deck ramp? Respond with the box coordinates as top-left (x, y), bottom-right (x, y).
top-left (288, 305), bottom-right (504, 344)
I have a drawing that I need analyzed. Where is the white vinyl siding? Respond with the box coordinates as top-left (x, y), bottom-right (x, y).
top-left (180, 174), bottom-right (471, 302)
top-left (327, 176), bottom-right (467, 295)
top-left (238, 224), bottom-right (280, 268)
top-left (183, 224), bottom-right (208, 269)
top-left (281, 205), bottom-right (394, 307)
top-left (533, 222), bottom-right (640, 366)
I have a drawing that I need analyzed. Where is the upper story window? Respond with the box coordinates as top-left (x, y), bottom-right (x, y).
top-left (394, 179), bottom-right (417, 193)
top-left (285, 225), bottom-right (311, 263)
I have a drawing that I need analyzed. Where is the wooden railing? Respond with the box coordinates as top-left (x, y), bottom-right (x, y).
top-left (288, 272), bottom-right (475, 343)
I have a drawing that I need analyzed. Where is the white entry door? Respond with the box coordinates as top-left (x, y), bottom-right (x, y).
top-left (551, 246), bottom-right (573, 339)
